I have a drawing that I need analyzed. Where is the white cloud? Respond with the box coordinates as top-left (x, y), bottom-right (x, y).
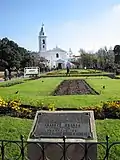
top-left (112, 4), bottom-right (120, 12)
top-left (46, 4), bottom-right (120, 55)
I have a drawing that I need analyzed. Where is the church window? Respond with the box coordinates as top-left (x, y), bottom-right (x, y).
top-left (56, 53), bottom-right (59, 58)
top-left (43, 39), bottom-right (45, 44)
top-left (43, 45), bottom-right (45, 48)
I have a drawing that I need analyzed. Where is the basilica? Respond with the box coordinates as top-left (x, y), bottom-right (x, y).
top-left (38, 24), bottom-right (73, 69)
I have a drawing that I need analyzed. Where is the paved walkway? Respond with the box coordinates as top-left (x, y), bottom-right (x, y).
top-left (0, 77), bottom-right (23, 82)
top-left (0, 78), bottom-right (4, 82)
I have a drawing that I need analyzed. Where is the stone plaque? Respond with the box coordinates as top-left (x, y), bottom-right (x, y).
top-left (30, 111), bottom-right (93, 139)
top-left (28, 111), bottom-right (97, 160)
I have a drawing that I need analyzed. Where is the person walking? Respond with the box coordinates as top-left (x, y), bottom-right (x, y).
top-left (8, 68), bottom-right (11, 80)
top-left (4, 68), bottom-right (9, 81)
top-left (66, 62), bottom-right (71, 76)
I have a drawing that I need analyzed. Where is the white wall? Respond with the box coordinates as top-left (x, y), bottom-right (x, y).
top-left (40, 48), bottom-right (69, 68)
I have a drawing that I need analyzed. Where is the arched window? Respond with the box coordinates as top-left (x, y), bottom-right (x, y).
top-left (56, 53), bottom-right (59, 58)
top-left (43, 45), bottom-right (45, 48)
top-left (43, 39), bottom-right (45, 44)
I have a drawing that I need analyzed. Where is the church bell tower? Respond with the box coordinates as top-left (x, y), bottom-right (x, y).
top-left (39, 24), bottom-right (47, 53)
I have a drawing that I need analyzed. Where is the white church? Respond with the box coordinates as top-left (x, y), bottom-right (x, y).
top-left (38, 24), bottom-right (73, 69)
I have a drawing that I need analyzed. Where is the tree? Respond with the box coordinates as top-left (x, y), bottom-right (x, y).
top-left (114, 45), bottom-right (120, 64)
top-left (73, 46), bottom-right (115, 71)
top-left (96, 46), bottom-right (115, 71)
top-left (78, 49), bottom-right (97, 69)
top-left (0, 38), bottom-right (38, 70)
top-left (0, 38), bottom-right (22, 69)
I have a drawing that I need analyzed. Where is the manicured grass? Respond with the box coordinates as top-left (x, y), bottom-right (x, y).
top-left (0, 116), bottom-right (32, 158)
top-left (0, 77), bottom-right (120, 107)
top-left (0, 116), bottom-right (32, 140)
top-left (96, 119), bottom-right (120, 159)
top-left (0, 117), bottom-right (120, 159)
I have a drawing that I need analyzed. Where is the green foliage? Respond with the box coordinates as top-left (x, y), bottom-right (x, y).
top-left (74, 47), bottom-right (115, 71)
top-left (46, 69), bottom-right (102, 76)
top-left (78, 101), bottom-right (120, 119)
top-left (0, 97), bottom-right (33, 119)
top-left (46, 71), bottom-right (60, 75)
top-left (0, 37), bottom-right (46, 70)
top-left (44, 69), bottom-right (109, 78)
top-left (48, 103), bottom-right (55, 111)
top-left (0, 38), bottom-right (22, 69)
top-left (69, 70), bottom-right (79, 74)
top-left (0, 79), bottom-right (24, 87)
top-left (102, 101), bottom-right (120, 118)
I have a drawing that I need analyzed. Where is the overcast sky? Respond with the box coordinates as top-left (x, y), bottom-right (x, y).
top-left (0, 0), bottom-right (120, 54)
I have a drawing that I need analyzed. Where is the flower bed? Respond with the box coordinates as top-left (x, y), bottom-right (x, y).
top-left (53, 79), bottom-right (99, 95)
top-left (0, 97), bottom-right (55, 119)
top-left (0, 97), bottom-right (120, 119)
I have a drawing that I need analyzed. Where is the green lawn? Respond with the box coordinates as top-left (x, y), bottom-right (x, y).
top-left (0, 77), bottom-right (120, 107)
top-left (0, 71), bottom-right (120, 159)
top-left (0, 116), bottom-right (120, 159)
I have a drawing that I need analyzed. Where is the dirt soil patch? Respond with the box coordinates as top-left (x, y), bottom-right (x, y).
top-left (53, 79), bottom-right (99, 96)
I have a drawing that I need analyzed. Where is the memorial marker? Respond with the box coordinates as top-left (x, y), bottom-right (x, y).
top-left (30, 111), bottom-right (93, 139)
top-left (27, 111), bottom-right (97, 160)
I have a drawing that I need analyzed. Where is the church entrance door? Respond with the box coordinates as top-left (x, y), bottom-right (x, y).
top-left (58, 63), bottom-right (62, 69)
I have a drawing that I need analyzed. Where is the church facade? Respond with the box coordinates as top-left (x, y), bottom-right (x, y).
top-left (38, 24), bottom-right (71, 69)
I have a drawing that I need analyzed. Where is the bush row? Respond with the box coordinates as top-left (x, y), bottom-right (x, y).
top-left (0, 97), bottom-right (120, 119)
top-left (46, 70), bottom-right (101, 75)
top-left (0, 76), bottom-right (41, 87)
top-left (0, 80), bottom-right (24, 87)
top-left (41, 73), bottom-right (111, 78)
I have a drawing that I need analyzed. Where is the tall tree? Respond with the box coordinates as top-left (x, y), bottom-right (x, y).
top-left (0, 38), bottom-right (22, 69)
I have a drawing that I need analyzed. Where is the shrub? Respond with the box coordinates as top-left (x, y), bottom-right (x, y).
top-left (46, 71), bottom-right (59, 75)
top-left (69, 70), bottom-right (79, 74)
top-left (81, 106), bottom-right (104, 119)
top-left (48, 103), bottom-right (55, 111)
top-left (0, 80), bottom-right (24, 87)
top-left (80, 71), bottom-right (101, 74)
top-left (80, 101), bottom-right (120, 119)
top-left (0, 98), bottom-right (32, 118)
top-left (102, 101), bottom-right (120, 118)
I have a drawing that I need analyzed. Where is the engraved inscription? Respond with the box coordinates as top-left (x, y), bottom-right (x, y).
top-left (31, 112), bottom-right (93, 139)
